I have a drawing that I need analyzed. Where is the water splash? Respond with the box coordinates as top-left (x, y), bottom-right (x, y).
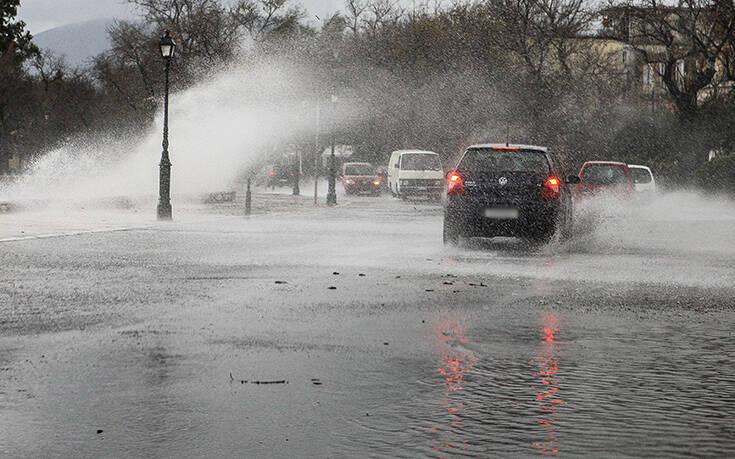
top-left (1, 60), bottom-right (349, 209)
top-left (568, 190), bottom-right (735, 257)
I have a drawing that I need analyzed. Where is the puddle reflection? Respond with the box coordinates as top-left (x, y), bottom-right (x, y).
top-left (531, 312), bottom-right (567, 456)
top-left (431, 320), bottom-right (478, 455)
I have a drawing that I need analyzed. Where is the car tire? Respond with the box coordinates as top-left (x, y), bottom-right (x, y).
top-left (528, 220), bottom-right (555, 243)
top-left (443, 218), bottom-right (460, 246)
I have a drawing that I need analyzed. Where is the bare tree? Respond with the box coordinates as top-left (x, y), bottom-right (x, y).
top-left (345, 0), bottom-right (368, 35)
top-left (363, 0), bottom-right (404, 36)
top-left (604, 0), bottom-right (735, 119)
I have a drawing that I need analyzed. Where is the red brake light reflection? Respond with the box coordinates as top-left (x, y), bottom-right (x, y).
top-left (542, 176), bottom-right (560, 198)
top-left (447, 173), bottom-right (464, 194)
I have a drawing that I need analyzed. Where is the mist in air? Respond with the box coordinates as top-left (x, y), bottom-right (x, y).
top-left (0, 60), bottom-right (350, 207)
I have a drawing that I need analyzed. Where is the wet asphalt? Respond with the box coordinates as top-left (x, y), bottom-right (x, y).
top-left (1, 193), bottom-right (734, 457)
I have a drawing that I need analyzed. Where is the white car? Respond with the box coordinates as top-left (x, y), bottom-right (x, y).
top-left (627, 164), bottom-right (656, 193)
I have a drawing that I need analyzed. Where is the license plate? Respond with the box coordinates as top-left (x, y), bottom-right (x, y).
top-left (484, 208), bottom-right (518, 219)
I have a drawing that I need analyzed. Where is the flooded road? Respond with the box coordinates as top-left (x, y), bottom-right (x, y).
top-left (1, 193), bottom-right (734, 457)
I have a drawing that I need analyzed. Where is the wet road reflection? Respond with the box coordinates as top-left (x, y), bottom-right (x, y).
top-left (432, 321), bottom-right (478, 455)
top-left (3, 196), bottom-right (735, 457)
top-left (531, 312), bottom-right (566, 456)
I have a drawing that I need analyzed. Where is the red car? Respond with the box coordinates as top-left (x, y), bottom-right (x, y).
top-left (341, 162), bottom-right (382, 196)
top-left (574, 161), bottom-right (634, 200)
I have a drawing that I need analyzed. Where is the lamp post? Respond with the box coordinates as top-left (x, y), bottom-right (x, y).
top-left (157, 30), bottom-right (175, 220)
top-left (292, 152), bottom-right (300, 195)
top-left (326, 94), bottom-right (338, 206)
top-left (314, 103), bottom-right (320, 205)
top-left (245, 176), bottom-right (252, 216)
top-left (326, 49), bottom-right (340, 206)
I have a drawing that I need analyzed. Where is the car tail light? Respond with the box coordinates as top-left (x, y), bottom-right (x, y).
top-left (447, 172), bottom-right (464, 195)
top-left (542, 177), bottom-right (560, 198)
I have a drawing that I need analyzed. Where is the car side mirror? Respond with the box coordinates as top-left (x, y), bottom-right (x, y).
top-left (566, 175), bottom-right (581, 184)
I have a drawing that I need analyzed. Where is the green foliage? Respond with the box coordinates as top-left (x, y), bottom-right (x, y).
top-left (694, 154), bottom-right (735, 195)
top-left (0, 0), bottom-right (39, 63)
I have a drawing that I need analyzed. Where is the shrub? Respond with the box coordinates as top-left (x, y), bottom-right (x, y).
top-left (693, 154), bottom-right (735, 195)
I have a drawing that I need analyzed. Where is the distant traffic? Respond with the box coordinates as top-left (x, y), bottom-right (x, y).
top-left (257, 144), bottom-right (657, 245)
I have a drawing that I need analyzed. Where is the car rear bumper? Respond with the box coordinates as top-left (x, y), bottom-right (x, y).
top-left (345, 183), bottom-right (381, 193)
top-left (444, 196), bottom-right (560, 237)
top-left (399, 185), bottom-right (443, 195)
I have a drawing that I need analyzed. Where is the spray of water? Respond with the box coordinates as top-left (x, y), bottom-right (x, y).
top-left (566, 190), bottom-right (735, 258)
top-left (0, 59), bottom-right (351, 210)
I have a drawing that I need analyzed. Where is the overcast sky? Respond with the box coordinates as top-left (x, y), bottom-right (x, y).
top-left (18, 0), bottom-right (341, 34)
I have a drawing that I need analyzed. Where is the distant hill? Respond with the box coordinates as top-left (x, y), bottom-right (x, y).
top-left (33, 19), bottom-right (113, 69)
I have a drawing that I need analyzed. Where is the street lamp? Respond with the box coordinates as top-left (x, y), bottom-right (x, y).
top-left (157, 30), bottom-right (175, 220)
top-left (326, 49), bottom-right (340, 206)
top-left (326, 94), bottom-right (338, 206)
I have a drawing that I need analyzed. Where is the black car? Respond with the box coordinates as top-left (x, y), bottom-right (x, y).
top-left (443, 144), bottom-right (579, 244)
top-left (265, 162), bottom-right (295, 189)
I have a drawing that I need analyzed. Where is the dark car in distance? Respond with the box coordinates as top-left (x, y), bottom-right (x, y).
top-left (265, 162), bottom-right (294, 189)
top-left (443, 144), bottom-right (579, 244)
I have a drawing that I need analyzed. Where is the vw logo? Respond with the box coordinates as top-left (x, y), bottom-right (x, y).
top-left (498, 177), bottom-right (508, 186)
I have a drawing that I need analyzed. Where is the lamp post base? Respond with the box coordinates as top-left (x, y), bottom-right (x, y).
top-left (157, 202), bottom-right (172, 220)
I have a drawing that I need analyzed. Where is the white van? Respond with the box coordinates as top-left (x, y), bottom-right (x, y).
top-left (387, 150), bottom-right (444, 200)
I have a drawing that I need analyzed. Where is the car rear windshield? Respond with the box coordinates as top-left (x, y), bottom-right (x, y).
top-left (344, 164), bottom-right (374, 175)
top-left (629, 167), bottom-right (652, 184)
top-left (401, 154), bottom-right (442, 171)
top-left (581, 164), bottom-right (629, 185)
top-left (458, 148), bottom-right (550, 173)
